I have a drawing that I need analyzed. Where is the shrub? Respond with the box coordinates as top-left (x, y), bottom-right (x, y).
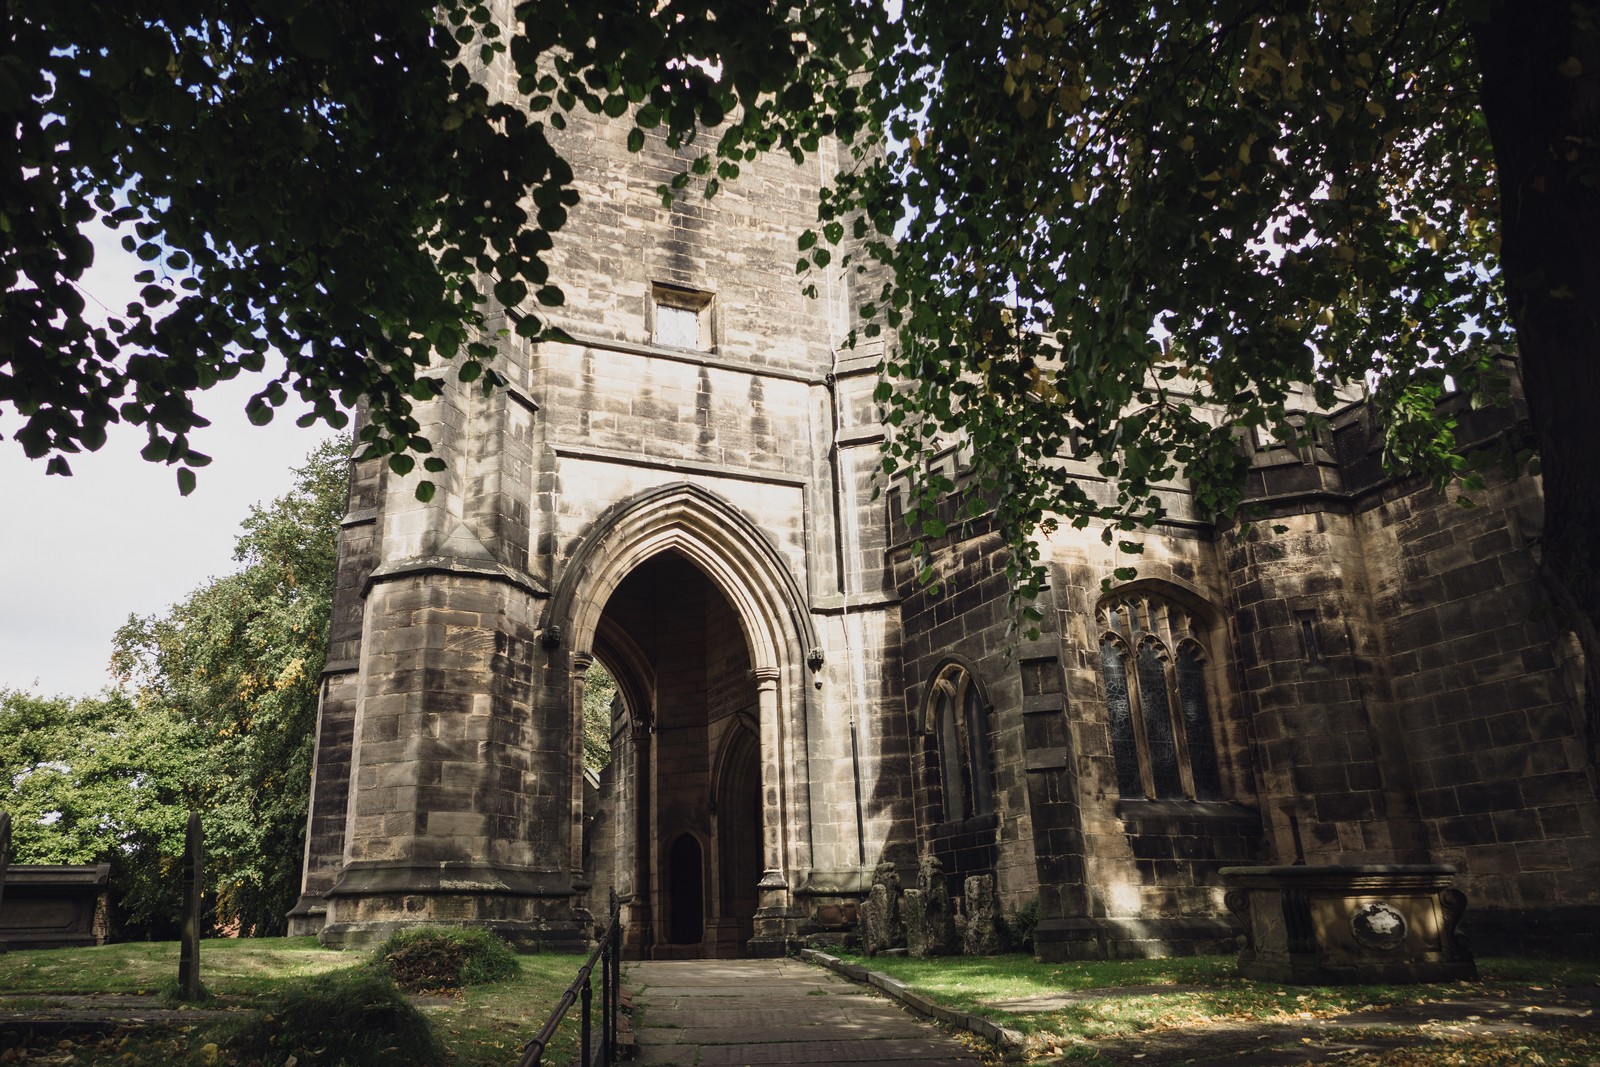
top-left (370, 925), bottom-right (521, 993)
top-left (226, 969), bottom-right (444, 1067)
top-left (1003, 897), bottom-right (1040, 954)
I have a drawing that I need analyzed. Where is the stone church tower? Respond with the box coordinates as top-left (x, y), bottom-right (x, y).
top-left (290, 41), bottom-right (1600, 958)
top-left (287, 85), bottom-right (909, 952)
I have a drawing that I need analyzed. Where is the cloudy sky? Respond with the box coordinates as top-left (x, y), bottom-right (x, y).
top-left (0, 226), bottom-right (328, 698)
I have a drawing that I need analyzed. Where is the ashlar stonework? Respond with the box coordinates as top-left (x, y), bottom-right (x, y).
top-left (289, 6), bottom-right (1600, 959)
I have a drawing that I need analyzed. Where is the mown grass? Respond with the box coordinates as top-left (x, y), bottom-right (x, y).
top-left (0, 937), bottom-right (590, 1065)
top-left (0, 937), bottom-right (349, 997)
top-left (832, 951), bottom-right (1600, 1063)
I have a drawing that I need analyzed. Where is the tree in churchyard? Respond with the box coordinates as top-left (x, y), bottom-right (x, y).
top-left (583, 662), bottom-right (618, 775)
top-left (800, 0), bottom-right (1600, 755)
top-left (0, 687), bottom-right (196, 932)
top-left (0, 441), bottom-right (344, 935)
top-left (5, 2), bottom-right (1596, 746)
top-left (110, 438), bottom-right (345, 934)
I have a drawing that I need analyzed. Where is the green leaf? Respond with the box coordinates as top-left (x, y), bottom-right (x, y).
top-left (286, 15), bottom-right (333, 59)
top-left (494, 279), bottom-right (528, 307)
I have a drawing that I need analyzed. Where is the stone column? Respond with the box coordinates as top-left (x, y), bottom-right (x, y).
top-left (751, 667), bottom-right (800, 953)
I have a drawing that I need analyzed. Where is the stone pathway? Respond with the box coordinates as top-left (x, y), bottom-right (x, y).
top-left (626, 959), bottom-right (989, 1066)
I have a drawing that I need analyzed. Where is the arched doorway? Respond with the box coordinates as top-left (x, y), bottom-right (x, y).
top-left (547, 483), bottom-right (817, 959)
top-left (667, 833), bottom-right (704, 945)
top-left (591, 549), bottom-right (767, 958)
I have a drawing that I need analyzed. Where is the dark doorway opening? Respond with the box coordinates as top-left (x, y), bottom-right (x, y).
top-left (593, 550), bottom-right (762, 959)
top-left (667, 833), bottom-right (703, 945)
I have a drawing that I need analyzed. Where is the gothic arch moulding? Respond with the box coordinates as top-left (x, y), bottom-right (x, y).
top-left (539, 481), bottom-right (819, 673)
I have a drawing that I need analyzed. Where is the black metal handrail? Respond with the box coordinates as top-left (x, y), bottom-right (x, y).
top-left (518, 889), bottom-right (623, 1067)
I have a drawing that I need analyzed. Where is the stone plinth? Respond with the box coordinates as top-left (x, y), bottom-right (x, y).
top-left (1220, 864), bottom-right (1476, 984)
top-left (318, 861), bottom-right (585, 951)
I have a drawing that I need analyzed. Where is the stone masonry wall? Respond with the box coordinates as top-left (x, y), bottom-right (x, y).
top-left (1044, 523), bottom-right (1264, 958)
top-left (1358, 467), bottom-right (1600, 938)
top-left (888, 493), bottom-right (1046, 919)
top-left (1232, 393), bottom-right (1600, 951)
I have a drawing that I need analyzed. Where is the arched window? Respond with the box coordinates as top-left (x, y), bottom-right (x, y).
top-left (1097, 591), bottom-right (1224, 801)
top-left (925, 663), bottom-right (995, 823)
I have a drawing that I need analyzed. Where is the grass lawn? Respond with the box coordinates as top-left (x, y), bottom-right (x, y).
top-left (831, 951), bottom-right (1600, 1065)
top-left (0, 937), bottom-right (594, 1066)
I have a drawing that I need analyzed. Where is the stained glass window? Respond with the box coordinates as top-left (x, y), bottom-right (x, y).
top-left (1097, 590), bottom-right (1226, 801)
top-left (926, 664), bottom-right (994, 823)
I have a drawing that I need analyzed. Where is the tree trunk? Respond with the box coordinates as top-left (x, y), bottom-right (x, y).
top-left (1473, 2), bottom-right (1600, 767)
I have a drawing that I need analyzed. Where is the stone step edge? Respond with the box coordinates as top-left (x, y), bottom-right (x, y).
top-left (798, 948), bottom-right (1028, 1054)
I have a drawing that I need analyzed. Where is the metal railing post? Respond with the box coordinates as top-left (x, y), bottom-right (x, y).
top-left (604, 888), bottom-right (618, 1061)
top-left (517, 889), bottom-right (625, 1067)
top-left (580, 971), bottom-right (593, 1065)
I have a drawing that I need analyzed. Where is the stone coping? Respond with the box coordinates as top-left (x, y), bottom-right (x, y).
top-left (1219, 863), bottom-right (1459, 889)
top-left (3, 864), bottom-right (111, 888)
top-left (798, 948), bottom-right (1028, 1053)
top-left (324, 860), bottom-right (576, 897)
top-left (1220, 863), bottom-right (1458, 877)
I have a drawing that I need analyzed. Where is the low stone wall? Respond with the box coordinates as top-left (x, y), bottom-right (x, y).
top-left (0, 864), bottom-right (111, 951)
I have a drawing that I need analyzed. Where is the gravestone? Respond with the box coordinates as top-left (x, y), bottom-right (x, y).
top-left (178, 811), bottom-right (206, 1000)
top-left (900, 889), bottom-right (928, 957)
top-left (961, 874), bottom-right (1000, 956)
top-left (903, 853), bottom-right (956, 958)
top-left (0, 864), bottom-right (110, 949)
top-left (859, 861), bottom-right (903, 956)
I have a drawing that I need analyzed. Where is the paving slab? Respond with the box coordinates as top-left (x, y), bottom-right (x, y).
top-left (626, 959), bottom-right (988, 1066)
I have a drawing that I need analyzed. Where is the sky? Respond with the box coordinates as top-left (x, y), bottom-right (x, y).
top-left (0, 226), bottom-right (328, 698)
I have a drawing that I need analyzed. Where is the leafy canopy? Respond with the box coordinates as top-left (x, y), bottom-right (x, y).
top-left (110, 438), bottom-right (346, 933)
top-left (802, 0), bottom-right (1512, 616)
top-left (0, 688), bottom-right (194, 928)
top-left (3, 0), bottom-right (884, 498)
top-left (6, 1), bottom-right (1570, 636)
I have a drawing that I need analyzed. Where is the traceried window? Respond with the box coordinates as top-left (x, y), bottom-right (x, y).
top-left (925, 662), bottom-right (995, 823)
top-left (1097, 590), bottom-right (1224, 801)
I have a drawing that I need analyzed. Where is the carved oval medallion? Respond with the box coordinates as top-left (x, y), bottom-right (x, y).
top-left (1350, 901), bottom-right (1408, 951)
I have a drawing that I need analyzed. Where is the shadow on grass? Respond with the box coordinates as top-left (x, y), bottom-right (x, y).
top-left (830, 951), bottom-right (1600, 1066)
top-left (0, 936), bottom-right (594, 1066)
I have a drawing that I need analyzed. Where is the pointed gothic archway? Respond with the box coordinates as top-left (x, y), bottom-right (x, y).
top-left (543, 483), bottom-right (818, 957)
